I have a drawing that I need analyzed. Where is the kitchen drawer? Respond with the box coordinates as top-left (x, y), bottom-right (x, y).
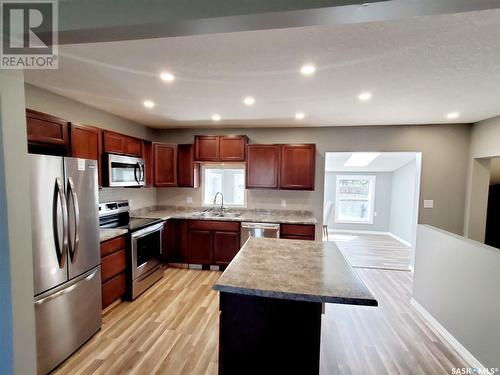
top-left (101, 249), bottom-right (126, 282)
top-left (102, 273), bottom-right (126, 309)
top-left (280, 224), bottom-right (315, 237)
top-left (100, 235), bottom-right (127, 257)
top-left (189, 220), bottom-right (240, 232)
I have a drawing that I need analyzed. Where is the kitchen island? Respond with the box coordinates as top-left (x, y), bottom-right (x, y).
top-left (213, 237), bottom-right (378, 375)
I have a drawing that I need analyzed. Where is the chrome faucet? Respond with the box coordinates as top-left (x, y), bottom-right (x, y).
top-left (213, 192), bottom-right (225, 212)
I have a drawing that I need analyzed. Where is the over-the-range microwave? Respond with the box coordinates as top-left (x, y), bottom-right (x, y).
top-left (105, 153), bottom-right (145, 187)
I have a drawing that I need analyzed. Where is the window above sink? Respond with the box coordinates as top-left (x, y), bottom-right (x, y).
top-left (202, 163), bottom-right (246, 208)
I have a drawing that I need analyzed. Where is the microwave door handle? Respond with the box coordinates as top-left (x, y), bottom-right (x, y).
top-left (53, 178), bottom-right (68, 268)
top-left (140, 164), bottom-right (145, 182)
top-left (134, 162), bottom-right (140, 184)
top-left (67, 177), bottom-right (80, 262)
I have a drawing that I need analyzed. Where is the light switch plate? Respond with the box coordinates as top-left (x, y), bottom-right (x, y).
top-left (186, 196), bottom-right (193, 204)
top-left (281, 199), bottom-right (286, 208)
top-left (423, 200), bottom-right (434, 209)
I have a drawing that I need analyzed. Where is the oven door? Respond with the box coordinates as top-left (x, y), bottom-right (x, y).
top-left (107, 154), bottom-right (145, 187)
top-left (131, 223), bottom-right (163, 280)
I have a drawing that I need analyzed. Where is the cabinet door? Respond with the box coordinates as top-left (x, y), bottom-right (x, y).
top-left (70, 123), bottom-right (102, 186)
top-left (195, 135), bottom-right (220, 161)
top-left (280, 144), bottom-right (316, 190)
top-left (102, 273), bottom-right (126, 309)
top-left (246, 144), bottom-right (280, 189)
top-left (142, 140), bottom-right (153, 187)
top-left (188, 230), bottom-right (212, 264)
top-left (124, 136), bottom-right (142, 157)
top-left (26, 109), bottom-right (69, 148)
top-left (213, 231), bottom-right (240, 266)
top-left (178, 144), bottom-right (199, 188)
top-left (154, 143), bottom-right (177, 187)
top-left (219, 135), bottom-right (247, 161)
top-left (103, 131), bottom-right (125, 154)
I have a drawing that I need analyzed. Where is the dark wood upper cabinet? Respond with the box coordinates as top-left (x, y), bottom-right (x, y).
top-left (194, 135), bottom-right (220, 161)
top-left (219, 135), bottom-right (248, 161)
top-left (195, 135), bottom-right (247, 162)
top-left (26, 109), bottom-right (69, 152)
top-left (246, 144), bottom-right (280, 189)
top-left (177, 144), bottom-right (199, 188)
top-left (103, 131), bottom-right (141, 157)
top-left (142, 140), bottom-right (153, 187)
top-left (213, 231), bottom-right (240, 266)
top-left (70, 123), bottom-right (103, 186)
top-left (153, 143), bottom-right (177, 187)
top-left (103, 131), bottom-right (126, 154)
top-left (124, 136), bottom-right (142, 157)
top-left (280, 144), bottom-right (316, 191)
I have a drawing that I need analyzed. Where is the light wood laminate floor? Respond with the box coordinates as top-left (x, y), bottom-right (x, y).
top-left (331, 232), bottom-right (411, 270)
top-left (54, 267), bottom-right (468, 375)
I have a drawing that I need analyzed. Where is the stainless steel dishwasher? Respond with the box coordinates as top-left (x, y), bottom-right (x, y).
top-left (240, 222), bottom-right (280, 247)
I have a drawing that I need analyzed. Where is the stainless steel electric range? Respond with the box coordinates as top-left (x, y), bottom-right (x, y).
top-left (99, 200), bottom-right (164, 299)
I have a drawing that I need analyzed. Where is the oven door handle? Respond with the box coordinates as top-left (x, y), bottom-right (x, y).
top-left (131, 222), bottom-right (164, 239)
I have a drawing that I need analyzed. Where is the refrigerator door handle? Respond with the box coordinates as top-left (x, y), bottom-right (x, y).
top-left (53, 178), bottom-right (68, 268)
top-left (67, 177), bottom-right (80, 263)
top-left (34, 267), bottom-right (99, 305)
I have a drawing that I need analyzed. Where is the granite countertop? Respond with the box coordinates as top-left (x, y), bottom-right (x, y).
top-left (99, 228), bottom-right (128, 243)
top-left (131, 206), bottom-right (317, 225)
top-left (213, 237), bottom-right (378, 306)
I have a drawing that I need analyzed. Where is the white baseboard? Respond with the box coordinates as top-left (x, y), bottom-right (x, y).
top-left (410, 298), bottom-right (484, 370)
top-left (388, 232), bottom-right (412, 247)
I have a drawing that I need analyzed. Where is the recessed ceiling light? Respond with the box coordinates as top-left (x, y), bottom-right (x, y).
top-left (300, 64), bottom-right (316, 76)
top-left (211, 114), bottom-right (221, 122)
top-left (160, 71), bottom-right (175, 82)
top-left (344, 152), bottom-right (380, 167)
top-left (446, 112), bottom-right (460, 120)
top-left (143, 100), bottom-right (155, 108)
top-left (243, 96), bottom-right (255, 106)
top-left (295, 112), bottom-right (305, 120)
top-left (358, 92), bottom-right (372, 101)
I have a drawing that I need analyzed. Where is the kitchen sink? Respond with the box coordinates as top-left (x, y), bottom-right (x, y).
top-left (192, 211), bottom-right (242, 218)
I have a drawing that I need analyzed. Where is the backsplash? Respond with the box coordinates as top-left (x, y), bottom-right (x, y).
top-left (156, 187), bottom-right (315, 211)
top-left (99, 187), bottom-right (157, 211)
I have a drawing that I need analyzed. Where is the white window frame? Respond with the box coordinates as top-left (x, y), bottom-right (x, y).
top-left (334, 175), bottom-right (376, 224)
top-left (201, 163), bottom-right (247, 208)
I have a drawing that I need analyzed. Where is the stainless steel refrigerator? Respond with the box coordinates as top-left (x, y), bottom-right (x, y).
top-left (29, 154), bottom-right (102, 374)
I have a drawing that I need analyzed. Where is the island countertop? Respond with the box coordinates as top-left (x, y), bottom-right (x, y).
top-left (213, 237), bottom-right (377, 306)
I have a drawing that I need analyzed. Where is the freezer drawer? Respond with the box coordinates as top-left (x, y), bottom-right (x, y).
top-left (34, 266), bottom-right (102, 374)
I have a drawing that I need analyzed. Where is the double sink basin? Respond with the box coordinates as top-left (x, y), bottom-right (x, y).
top-left (191, 210), bottom-right (242, 218)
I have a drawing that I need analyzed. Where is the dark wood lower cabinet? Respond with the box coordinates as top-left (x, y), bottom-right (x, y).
top-left (102, 273), bottom-right (126, 310)
top-left (280, 224), bottom-right (316, 241)
top-left (213, 231), bottom-right (240, 266)
top-left (218, 292), bottom-right (322, 375)
top-left (188, 230), bottom-right (213, 264)
top-left (100, 235), bottom-right (128, 309)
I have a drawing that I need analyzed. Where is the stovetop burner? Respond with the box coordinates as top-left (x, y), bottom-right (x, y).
top-left (98, 200), bottom-right (162, 232)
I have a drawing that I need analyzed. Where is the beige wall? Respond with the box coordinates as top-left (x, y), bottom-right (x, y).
top-left (156, 125), bottom-right (471, 237)
top-left (464, 115), bottom-right (500, 240)
top-left (24, 84), bottom-right (157, 210)
top-left (1, 72), bottom-right (37, 374)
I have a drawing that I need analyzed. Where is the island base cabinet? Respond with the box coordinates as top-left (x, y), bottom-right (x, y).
top-left (218, 292), bottom-right (322, 375)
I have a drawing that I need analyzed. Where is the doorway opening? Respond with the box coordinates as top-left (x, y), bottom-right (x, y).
top-left (323, 152), bottom-right (422, 271)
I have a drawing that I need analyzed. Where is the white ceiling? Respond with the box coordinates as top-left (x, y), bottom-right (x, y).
top-left (25, 9), bottom-right (500, 128)
top-left (325, 152), bottom-right (416, 172)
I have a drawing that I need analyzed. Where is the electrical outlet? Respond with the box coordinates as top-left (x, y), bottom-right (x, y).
top-left (186, 196), bottom-right (193, 204)
top-left (281, 199), bottom-right (286, 208)
top-left (373, 211), bottom-right (378, 217)
top-left (128, 199), bottom-right (133, 208)
top-left (423, 200), bottom-right (434, 209)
